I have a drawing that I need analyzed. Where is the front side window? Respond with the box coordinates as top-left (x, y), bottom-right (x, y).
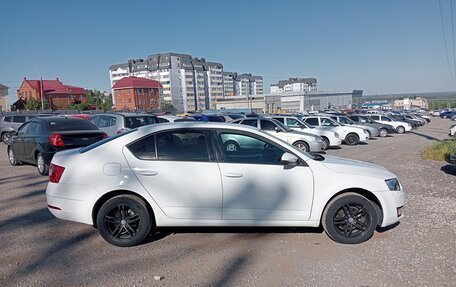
top-left (218, 132), bottom-right (285, 165)
top-left (17, 122), bottom-right (31, 136)
top-left (370, 115), bottom-right (380, 121)
top-left (383, 116), bottom-right (392, 122)
top-left (321, 118), bottom-right (337, 126)
top-left (304, 117), bottom-right (319, 126)
top-left (286, 118), bottom-right (303, 128)
top-left (4, 116), bottom-right (12, 122)
top-left (26, 122), bottom-right (41, 135)
top-left (239, 119), bottom-right (258, 127)
top-left (156, 130), bottom-right (209, 162)
top-left (260, 119), bottom-right (278, 131)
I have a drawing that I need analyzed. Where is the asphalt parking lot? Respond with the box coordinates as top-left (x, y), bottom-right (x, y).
top-left (1, 118), bottom-right (455, 286)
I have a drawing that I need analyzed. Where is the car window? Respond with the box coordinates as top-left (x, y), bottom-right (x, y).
top-left (158, 117), bottom-right (169, 123)
top-left (218, 132), bottom-right (285, 165)
top-left (17, 122), bottom-right (31, 136)
top-left (260, 119), bottom-right (278, 131)
top-left (239, 119), bottom-right (258, 127)
top-left (272, 117), bottom-right (285, 124)
top-left (13, 116), bottom-right (27, 123)
top-left (125, 116), bottom-right (157, 129)
top-left (89, 116), bottom-right (100, 126)
top-left (127, 134), bottom-right (156, 160)
top-left (98, 116), bottom-right (116, 128)
top-left (339, 117), bottom-right (351, 124)
top-left (304, 117), bottom-right (319, 126)
top-left (3, 116), bottom-right (12, 122)
top-left (46, 119), bottom-right (99, 131)
top-left (321, 118), bottom-right (338, 126)
top-left (156, 130), bottom-right (209, 161)
top-left (370, 115), bottom-right (380, 121)
top-left (286, 118), bottom-right (303, 128)
top-left (383, 116), bottom-right (392, 122)
top-left (26, 122), bottom-right (41, 135)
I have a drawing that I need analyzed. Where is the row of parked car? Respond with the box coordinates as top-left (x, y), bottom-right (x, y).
top-left (1, 109), bottom-right (433, 177)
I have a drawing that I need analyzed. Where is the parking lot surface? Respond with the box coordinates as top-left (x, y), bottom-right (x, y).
top-left (0, 118), bottom-right (455, 286)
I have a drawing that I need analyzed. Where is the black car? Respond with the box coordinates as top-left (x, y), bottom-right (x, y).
top-left (7, 117), bottom-right (106, 175)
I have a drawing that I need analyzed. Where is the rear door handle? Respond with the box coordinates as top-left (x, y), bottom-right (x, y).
top-left (223, 172), bottom-right (243, 178)
top-left (135, 168), bottom-right (158, 176)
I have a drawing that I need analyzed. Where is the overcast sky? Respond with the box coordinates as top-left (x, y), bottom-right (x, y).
top-left (1, 0), bottom-right (456, 104)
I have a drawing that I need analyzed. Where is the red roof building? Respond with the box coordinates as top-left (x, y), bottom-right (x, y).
top-left (17, 78), bottom-right (86, 110)
top-left (112, 76), bottom-right (162, 110)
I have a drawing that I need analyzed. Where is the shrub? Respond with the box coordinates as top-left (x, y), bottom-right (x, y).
top-left (422, 139), bottom-right (456, 161)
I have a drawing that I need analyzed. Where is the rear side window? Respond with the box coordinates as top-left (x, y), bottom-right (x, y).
top-left (3, 116), bottom-right (12, 122)
top-left (156, 130), bottom-right (210, 161)
top-left (46, 119), bottom-right (98, 131)
top-left (239, 119), bottom-right (258, 127)
top-left (127, 135), bottom-right (156, 160)
top-left (260, 120), bottom-right (277, 131)
top-left (99, 116), bottom-right (117, 127)
top-left (304, 118), bottom-right (319, 126)
top-left (370, 115), bottom-right (380, 121)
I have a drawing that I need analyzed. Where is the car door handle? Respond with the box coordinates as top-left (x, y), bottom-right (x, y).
top-left (223, 172), bottom-right (243, 178)
top-left (136, 169), bottom-right (158, 176)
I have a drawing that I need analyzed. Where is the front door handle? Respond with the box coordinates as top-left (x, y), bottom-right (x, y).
top-left (223, 172), bottom-right (243, 178)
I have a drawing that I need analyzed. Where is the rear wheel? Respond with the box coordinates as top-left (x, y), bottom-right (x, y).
top-left (322, 193), bottom-right (378, 244)
top-left (293, 141), bottom-right (309, 152)
top-left (321, 137), bottom-right (330, 150)
top-left (396, 126), bottom-right (405, 134)
top-left (36, 152), bottom-right (49, 176)
top-left (378, 128), bottom-right (388, 137)
top-left (97, 195), bottom-right (152, 247)
top-left (344, 133), bottom-right (359, 145)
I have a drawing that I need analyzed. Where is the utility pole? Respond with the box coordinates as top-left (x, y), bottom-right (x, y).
top-left (40, 77), bottom-right (44, 110)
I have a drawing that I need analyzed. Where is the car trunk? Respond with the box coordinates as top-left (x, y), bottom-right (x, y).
top-left (57, 130), bottom-right (105, 148)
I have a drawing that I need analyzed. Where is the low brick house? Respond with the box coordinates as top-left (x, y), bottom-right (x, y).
top-left (112, 77), bottom-right (162, 111)
top-left (17, 78), bottom-right (86, 110)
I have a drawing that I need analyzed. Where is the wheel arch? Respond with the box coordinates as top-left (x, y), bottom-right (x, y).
top-left (320, 188), bottom-right (383, 226)
top-left (92, 189), bottom-right (156, 228)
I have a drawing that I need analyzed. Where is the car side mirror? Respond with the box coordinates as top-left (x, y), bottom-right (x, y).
top-left (275, 127), bottom-right (281, 133)
top-left (9, 130), bottom-right (17, 136)
top-left (281, 152), bottom-right (299, 166)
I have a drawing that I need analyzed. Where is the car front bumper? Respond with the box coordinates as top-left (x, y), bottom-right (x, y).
top-left (374, 189), bottom-right (406, 227)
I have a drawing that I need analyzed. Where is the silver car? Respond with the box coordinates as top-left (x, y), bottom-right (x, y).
top-left (328, 115), bottom-right (380, 138)
top-left (89, 113), bottom-right (159, 136)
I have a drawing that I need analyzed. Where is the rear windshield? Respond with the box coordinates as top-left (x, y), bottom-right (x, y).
top-left (125, 116), bottom-right (158, 128)
top-left (79, 128), bottom-right (137, 153)
top-left (46, 119), bottom-right (99, 131)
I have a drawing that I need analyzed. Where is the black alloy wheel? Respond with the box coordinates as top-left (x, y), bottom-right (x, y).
top-left (344, 133), bottom-right (359, 146)
top-left (97, 195), bottom-right (152, 247)
top-left (322, 193), bottom-right (377, 244)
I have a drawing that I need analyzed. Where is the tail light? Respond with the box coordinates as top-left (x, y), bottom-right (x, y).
top-left (49, 134), bottom-right (65, 147)
top-left (103, 133), bottom-right (108, 139)
top-left (49, 163), bottom-right (65, 183)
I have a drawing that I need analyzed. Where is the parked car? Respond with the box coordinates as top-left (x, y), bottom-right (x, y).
top-left (89, 113), bottom-right (159, 136)
top-left (347, 114), bottom-right (395, 137)
top-left (268, 115), bottom-right (342, 149)
top-left (46, 122), bottom-right (405, 247)
top-left (7, 117), bottom-right (107, 175)
top-left (388, 114), bottom-right (421, 128)
top-left (440, 111), bottom-right (456, 119)
top-left (301, 115), bottom-right (370, 145)
top-left (450, 124), bottom-right (456, 137)
top-left (1, 114), bottom-right (38, 144)
top-left (192, 115), bottom-right (226, 122)
top-left (448, 147), bottom-right (456, 166)
top-left (59, 114), bottom-right (92, 120)
top-left (157, 115), bottom-right (196, 123)
top-left (366, 114), bottom-right (412, 134)
top-left (231, 117), bottom-right (325, 152)
top-left (327, 115), bottom-right (380, 138)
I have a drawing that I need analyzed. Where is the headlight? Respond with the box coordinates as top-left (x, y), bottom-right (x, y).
top-left (385, 178), bottom-right (401, 191)
top-left (316, 137), bottom-right (323, 143)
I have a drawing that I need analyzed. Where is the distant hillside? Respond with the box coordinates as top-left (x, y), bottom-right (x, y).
top-left (362, 91), bottom-right (456, 102)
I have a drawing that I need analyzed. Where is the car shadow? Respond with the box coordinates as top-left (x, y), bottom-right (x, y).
top-left (441, 164), bottom-right (456, 175)
top-left (376, 222), bottom-right (400, 233)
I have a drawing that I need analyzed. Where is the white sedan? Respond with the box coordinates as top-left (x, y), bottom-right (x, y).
top-left (46, 122), bottom-right (405, 247)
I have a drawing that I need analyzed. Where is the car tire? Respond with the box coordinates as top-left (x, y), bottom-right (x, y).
top-left (293, 140), bottom-right (309, 152)
top-left (344, 133), bottom-right (359, 145)
top-left (2, 132), bottom-right (11, 144)
top-left (36, 152), bottom-right (49, 176)
top-left (321, 137), bottom-right (330, 150)
top-left (224, 140), bottom-right (240, 152)
top-left (396, 126), bottom-right (405, 134)
top-left (378, 128), bottom-right (388, 137)
top-left (8, 146), bottom-right (18, 166)
top-left (322, 192), bottom-right (378, 244)
top-left (97, 195), bottom-right (152, 247)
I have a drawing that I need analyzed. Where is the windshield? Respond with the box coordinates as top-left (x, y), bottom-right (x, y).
top-left (321, 117), bottom-right (340, 127)
top-left (272, 119), bottom-right (293, 132)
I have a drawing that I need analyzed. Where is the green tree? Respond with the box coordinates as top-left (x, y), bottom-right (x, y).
top-left (25, 98), bottom-right (49, 110)
top-left (83, 89), bottom-right (113, 111)
top-left (161, 102), bottom-right (177, 113)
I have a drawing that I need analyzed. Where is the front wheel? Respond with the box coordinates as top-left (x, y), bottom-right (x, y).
top-left (321, 137), bottom-right (330, 150)
top-left (97, 195), bottom-right (152, 247)
top-left (396, 126), bottom-right (405, 134)
top-left (344, 133), bottom-right (359, 145)
top-left (293, 141), bottom-right (309, 152)
top-left (378, 128), bottom-right (388, 137)
top-left (36, 152), bottom-right (49, 176)
top-left (322, 193), bottom-right (378, 244)
top-left (8, 147), bottom-right (18, 166)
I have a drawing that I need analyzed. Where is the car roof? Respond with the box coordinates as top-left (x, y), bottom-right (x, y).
top-left (90, 112), bottom-right (155, 117)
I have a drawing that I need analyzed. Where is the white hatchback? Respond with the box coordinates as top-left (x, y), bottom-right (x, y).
top-left (46, 122), bottom-right (405, 247)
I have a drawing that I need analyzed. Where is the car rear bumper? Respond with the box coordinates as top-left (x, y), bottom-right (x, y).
top-left (328, 137), bottom-right (342, 147)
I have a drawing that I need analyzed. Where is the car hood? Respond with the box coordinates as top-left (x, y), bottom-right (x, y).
top-left (319, 155), bottom-right (395, 179)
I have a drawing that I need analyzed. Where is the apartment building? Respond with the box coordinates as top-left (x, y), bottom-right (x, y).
top-left (270, 78), bottom-right (317, 94)
top-left (0, 83), bottom-right (9, 112)
top-left (109, 52), bottom-right (263, 113)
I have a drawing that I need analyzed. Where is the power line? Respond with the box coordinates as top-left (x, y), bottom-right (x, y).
top-left (439, 0), bottom-right (453, 77)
